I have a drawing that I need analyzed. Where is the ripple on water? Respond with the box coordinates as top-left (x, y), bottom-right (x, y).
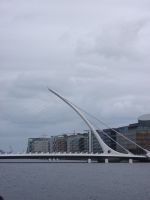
top-left (0, 162), bottom-right (150, 200)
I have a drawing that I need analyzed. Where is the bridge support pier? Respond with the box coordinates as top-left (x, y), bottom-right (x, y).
top-left (105, 158), bottom-right (109, 163)
top-left (129, 159), bottom-right (133, 164)
top-left (88, 158), bottom-right (91, 163)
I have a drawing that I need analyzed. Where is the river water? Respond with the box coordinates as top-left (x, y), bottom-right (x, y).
top-left (0, 162), bottom-right (149, 200)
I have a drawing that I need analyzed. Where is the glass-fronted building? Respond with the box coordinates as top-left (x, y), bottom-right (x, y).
top-left (115, 114), bottom-right (150, 154)
top-left (67, 133), bottom-right (88, 153)
top-left (27, 138), bottom-right (50, 153)
top-left (27, 114), bottom-right (150, 154)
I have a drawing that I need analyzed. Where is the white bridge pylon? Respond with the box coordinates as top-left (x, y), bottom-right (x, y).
top-left (48, 88), bottom-right (132, 156)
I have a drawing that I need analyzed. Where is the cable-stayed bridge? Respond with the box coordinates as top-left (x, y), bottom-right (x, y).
top-left (0, 152), bottom-right (149, 163)
top-left (0, 88), bottom-right (150, 163)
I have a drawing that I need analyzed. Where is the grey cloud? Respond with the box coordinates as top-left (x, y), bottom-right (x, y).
top-left (0, 0), bottom-right (150, 151)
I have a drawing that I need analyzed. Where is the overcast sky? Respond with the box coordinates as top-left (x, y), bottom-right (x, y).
top-left (0, 0), bottom-right (150, 151)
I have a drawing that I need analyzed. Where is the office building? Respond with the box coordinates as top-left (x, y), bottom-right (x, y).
top-left (67, 133), bottom-right (88, 153)
top-left (26, 114), bottom-right (150, 154)
top-left (51, 135), bottom-right (67, 152)
top-left (115, 114), bottom-right (150, 154)
top-left (27, 138), bottom-right (50, 153)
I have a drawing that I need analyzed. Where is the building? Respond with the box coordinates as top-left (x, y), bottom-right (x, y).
top-left (87, 130), bottom-right (116, 153)
top-left (115, 124), bottom-right (137, 153)
top-left (67, 133), bottom-right (88, 153)
top-left (136, 114), bottom-right (150, 151)
top-left (99, 129), bottom-right (117, 150)
top-left (51, 135), bottom-right (67, 152)
top-left (27, 138), bottom-right (50, 153)
top-left (26, 130), bottom-right (117, 154)
top-left (115, 114), bottom-right (150, 154)
top-left (90, 133), bottom-right (102, 153)
top-left (26, 114), bottom-right (150, 154)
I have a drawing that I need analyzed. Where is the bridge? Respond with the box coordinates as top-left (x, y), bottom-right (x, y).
top-left (0, 88), bottom-right (150, 163)
top-left (0, 152), bottom-right (149, 163)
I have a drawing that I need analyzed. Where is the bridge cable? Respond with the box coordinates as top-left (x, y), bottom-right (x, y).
top-left (67, 100), bottom-right (147, 153)
top-left (94, 130), bottom-right (130, 154)
top-left (84, 117), bottom-right (130, 154)
top-left (59, 97), bottom-right (131, 154)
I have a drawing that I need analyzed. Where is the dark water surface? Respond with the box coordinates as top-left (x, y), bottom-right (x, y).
top-left (0, 162), bottom-right (149, 200)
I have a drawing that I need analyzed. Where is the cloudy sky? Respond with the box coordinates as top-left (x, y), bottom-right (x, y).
top-left (0, 0), bottom-right (150, 151)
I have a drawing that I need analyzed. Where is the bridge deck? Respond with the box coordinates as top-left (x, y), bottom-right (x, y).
top-left (0, 153), bottom-right (148, 162)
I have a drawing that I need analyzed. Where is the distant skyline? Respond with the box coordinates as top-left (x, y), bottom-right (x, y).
top-left (1, 0), bottom-right (150, 151)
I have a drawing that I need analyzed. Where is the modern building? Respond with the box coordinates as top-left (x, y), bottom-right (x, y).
top-left (51, 135), bottom-right (67, 152)
top-left (86, 129), bottom-right (116, 153)
top-left (26, 114), bottom-right (150, 154)
top-left (90, 133), bottom-right (102, 153)
top-left (115, 114), bottom-right (150, 154)
top-left (99, 129), bottom-right (117, 150)
top-left (27, 138), bottom-right (50, 153)
top-left (67, 133), bottom-right (88, 153)
top-left (136, 114), bottom-right (150, 151)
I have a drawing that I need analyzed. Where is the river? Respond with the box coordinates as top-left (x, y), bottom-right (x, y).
top-left (0, 162), bottom-right (149, 200)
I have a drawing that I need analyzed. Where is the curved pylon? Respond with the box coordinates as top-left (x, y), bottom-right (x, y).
top-left (48, 88), bottom-right (131, 155)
